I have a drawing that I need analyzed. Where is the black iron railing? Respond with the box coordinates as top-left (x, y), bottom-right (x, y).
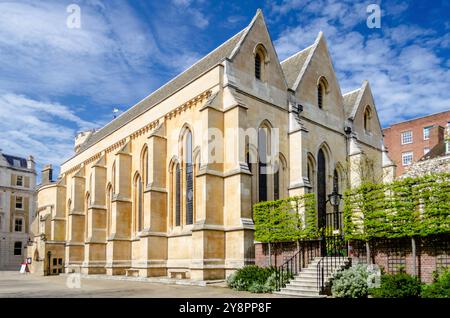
top-left (275, 239), bottom-right (321, 291)
top-left (316, 235), bottom-right (348, 294)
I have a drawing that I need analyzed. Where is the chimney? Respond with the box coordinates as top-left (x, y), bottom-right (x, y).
top-left (41, 164), bottom-right (53, 184)
top-left (429, 126), bottom-right (445, 148)
top-left (27, 155), bottom-right (35, 170)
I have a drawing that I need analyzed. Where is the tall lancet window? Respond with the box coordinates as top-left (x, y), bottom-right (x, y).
top-left (185, 130), bottom-right (194, 225)
top-left (274, 162), bottom-right (280, 201)
top-left (134, 174), bottom-right (143, 232)
top-left (258, 127), bottom-right (268, 202)
top-left (255, 53), bottom-right (262, 80)
top-left (175, 164), bottom-right (181, 227)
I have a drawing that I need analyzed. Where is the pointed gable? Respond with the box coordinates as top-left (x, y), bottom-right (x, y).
top-left (227, 9), bottom-right (288, 93)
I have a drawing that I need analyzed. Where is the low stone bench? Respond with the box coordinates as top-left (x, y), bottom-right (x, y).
top-left (125, 269), bottom-right (139, 277)
top-left (169, 269), bottom-right (188, 279)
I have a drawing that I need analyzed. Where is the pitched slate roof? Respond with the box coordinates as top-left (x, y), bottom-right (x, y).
top-left (281, 45), bottom-right (314, 89)
top-left (343, 89), bottom-right (361, 119)
top-left (77, 29), bottom-right (246, 154)
top-left (2, 154), bottom-right (28, 168)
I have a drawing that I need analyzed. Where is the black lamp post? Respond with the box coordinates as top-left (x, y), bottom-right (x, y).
top-left (327, 189), bottom-right (342, 230)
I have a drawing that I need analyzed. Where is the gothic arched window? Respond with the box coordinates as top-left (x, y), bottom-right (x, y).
top-left (258, 127), bottom-right (268, 202)
top-left (185, 130), bottom-right (194, 225)
top-left (175, 163), bottom-right (181, 227)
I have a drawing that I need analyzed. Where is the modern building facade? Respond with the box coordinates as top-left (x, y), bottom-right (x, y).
top-left (0, 151), bottom-right (36, 270)
top-left (383, 110), bottom-right (450, 176)
top-left (29, 11), bottom-right (394, 280)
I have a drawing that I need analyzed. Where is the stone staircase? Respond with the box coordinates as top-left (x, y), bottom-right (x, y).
top-left (275, 257), bottom-right (350, 298)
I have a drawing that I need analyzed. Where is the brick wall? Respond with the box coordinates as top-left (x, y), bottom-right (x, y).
top-left (350, 236), bottom-right (449, 283)
top-left (383, 110), bottom-right (450, 176)
top-left (256, 236), bottom-right (449, 284)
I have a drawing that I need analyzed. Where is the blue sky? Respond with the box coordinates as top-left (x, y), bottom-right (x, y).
top-left (0, 0), bottom-right (449, 176)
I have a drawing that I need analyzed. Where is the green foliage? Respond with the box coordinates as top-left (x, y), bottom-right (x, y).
top-left (254, 194), bottom-right (318, 242)
top-left (421, 267), bottom-right (450, 298)
top-left (331, 265), bottom-right (370, 298)
top-left (344, 173), bottom-right (450, 240)
top-left (226, 266), bottom-right (276, 292)
top-left (226, 266), bottom-right (293, 293)
top-left (370, 272), bottom-right (422, 298)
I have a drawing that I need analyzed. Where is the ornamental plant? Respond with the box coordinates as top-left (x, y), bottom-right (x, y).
top-left (344, 173), bottom-right (450, 240)
top-left (253, 193), bottom-right (318, 243)
top-left (421, 267), bottom-right (450, 298)
top-left (370, 271), bottom-right (422, 298)
top-left (331, 265), bottom-right (370, 298)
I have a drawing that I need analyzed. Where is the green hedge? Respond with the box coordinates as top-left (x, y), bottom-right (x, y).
top-left (370, 272), bottom-right (422, 298)
top-left (226, 266), bottom-right (293, 293)
top-left (421, 267), bottom-right (450, 298)
top-left (253, 194), bottom-right (318, 242)
top-left (344, 173), bottom-right (450, 240)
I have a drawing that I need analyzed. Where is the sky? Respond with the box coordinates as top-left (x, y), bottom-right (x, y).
top-left (0, 0), bottom-right (449, 176)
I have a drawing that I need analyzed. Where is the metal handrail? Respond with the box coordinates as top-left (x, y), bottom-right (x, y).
top-left (316, 234), bottom-right (349, 294)
top-left (275, 239), bottom-right (321, 291)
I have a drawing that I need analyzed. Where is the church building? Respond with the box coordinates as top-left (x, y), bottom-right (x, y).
top-left (29, 10), bottom-right (395, 280)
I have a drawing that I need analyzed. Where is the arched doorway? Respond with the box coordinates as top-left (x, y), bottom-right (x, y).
top-left (317, 149), bottom-right (327, 230)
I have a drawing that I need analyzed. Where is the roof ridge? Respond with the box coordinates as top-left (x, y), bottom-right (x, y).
top-left (343, 87), bottom-right (361, 96)
top-left (281, 44), bottom-right (315, 64)
top-left (102, 28), bottom-right (247, 128)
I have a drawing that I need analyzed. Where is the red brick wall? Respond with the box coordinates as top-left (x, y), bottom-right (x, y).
top-left (383, 110), bottom-right (450, 176)
top-left (350, 237), bottom-right (449, 283)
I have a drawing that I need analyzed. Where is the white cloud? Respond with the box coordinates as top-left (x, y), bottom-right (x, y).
top-left (270, 0), bottom-right (450, 126)
top-left (0, 93), bottom-right (101, 167)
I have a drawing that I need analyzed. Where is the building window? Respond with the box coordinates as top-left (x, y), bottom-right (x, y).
top-left (423, 126), bottom-right (432, 140)
top-left (424, 148), bottom-right (430, 155)
top-left (14, 242), bottom-right (22, 256)
top-left (0, 193), bottom-right (3, 210)
top-left (15, 196), bottom-right (23, 210)
top-left (401, 131), bottom-right (413, 145)
top-left (15, 218), bottom-right (23, 232)
top-left (258, 127), bottom-right (268, 202)
top-left (317, 77), bottom-right (328, 109)
top-left (134, 175), bottom-right (143, 233)
top-left (175, 163), bottom-right (181, 227)
top-left (255, 53), bottom-right (262, 80)
top-left (13, 159), bottom-right (21, 167)
top-left (364, 107), bottom-right (372, 133)
top-left (274, 162), bottom-right (280, 201)
top-left (317, 83), bottom-right (324, 109)
top-left (16, 176), bottom-right (23, 187)
top-left (185, 130), bottom-right (194, 225)
top-left (402, 152), bottom-right (413, 166)
top-left (0, 215), bottom-right (3, 230)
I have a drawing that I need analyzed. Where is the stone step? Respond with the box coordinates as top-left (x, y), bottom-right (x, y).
top-left (280, 287), bottom-right (321, 296)
top-left (274, 291), bottom-right (326, 298)
top-left (288, 282), bottom-right (319, 290)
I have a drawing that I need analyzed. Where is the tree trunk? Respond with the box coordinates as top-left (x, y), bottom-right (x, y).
top-left (366, 241), bottom-right (371, 265)
top-left (268, 243), bottom-right (272, 267)
top-left (411, 237), bottom-right (417, 277)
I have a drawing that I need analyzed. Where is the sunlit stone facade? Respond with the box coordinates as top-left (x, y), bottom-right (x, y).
top-left (28, 10), bottom-right (393, 280)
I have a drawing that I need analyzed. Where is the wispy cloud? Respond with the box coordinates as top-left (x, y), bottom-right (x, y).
top-left (0, 93), bottom-right (101, 166)
top-left (269, 0), bottom-right (450, 126)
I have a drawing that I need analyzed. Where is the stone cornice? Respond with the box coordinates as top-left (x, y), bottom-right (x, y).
top-left (62, 90), bottom-right (212, 177)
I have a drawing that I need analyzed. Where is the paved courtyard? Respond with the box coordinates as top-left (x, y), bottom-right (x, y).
top-left (0, 271), bottom-right (281, 298)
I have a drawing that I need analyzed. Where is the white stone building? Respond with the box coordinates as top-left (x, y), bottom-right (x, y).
top-left (0, 151), bottom-right (36, 270)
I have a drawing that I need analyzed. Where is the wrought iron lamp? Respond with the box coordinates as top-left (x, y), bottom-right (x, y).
top-left (327, 189), bottom-right (342, 230)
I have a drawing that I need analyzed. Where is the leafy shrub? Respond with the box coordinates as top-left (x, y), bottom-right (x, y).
top-left (226, 266), bottom-right (276, 292)
top-left (421, 267), bottom-right (450, 298)
top-left (370, 272), bottom-right (422, 298)
top-left (331, 264), bottom-right (369, 298)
